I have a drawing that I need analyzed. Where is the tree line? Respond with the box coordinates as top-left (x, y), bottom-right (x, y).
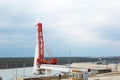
top-left (0, 57), bottom-right (120, 69)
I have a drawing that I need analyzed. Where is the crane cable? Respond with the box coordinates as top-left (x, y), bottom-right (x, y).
top-left (45, 45), bottom-right (53, 58)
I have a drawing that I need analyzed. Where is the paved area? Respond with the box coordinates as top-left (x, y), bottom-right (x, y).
top-left (89, 76), bottom-right (120, 80)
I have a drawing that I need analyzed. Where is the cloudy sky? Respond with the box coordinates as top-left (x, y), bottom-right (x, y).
top-left (0, 0), bottom-right (120, 57)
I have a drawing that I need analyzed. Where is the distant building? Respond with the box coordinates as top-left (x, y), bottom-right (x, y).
top-left (96, 58), bottom-right (108, 65)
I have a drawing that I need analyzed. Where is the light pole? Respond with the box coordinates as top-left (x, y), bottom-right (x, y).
top-left (116, 63), bottom-right (118, 72)
top-left (11, 68), bottom-right (13, 80)
top-left (68, 49), bottom-right (71, 78)
top-left (15, 63), bottom-right (17, 80)
top-left (23, 63), bottom-right (26, 76)
top-left (6, 62), bottom-right (8, 69)
top-left (68, 49), bottom-right (71, 68)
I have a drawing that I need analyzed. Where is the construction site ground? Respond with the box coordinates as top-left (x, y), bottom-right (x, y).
top-left (16, 63), bottom-right (120, 80)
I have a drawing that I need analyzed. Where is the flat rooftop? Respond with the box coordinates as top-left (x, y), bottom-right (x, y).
top-left (71, 63), bottom-right (120, 71)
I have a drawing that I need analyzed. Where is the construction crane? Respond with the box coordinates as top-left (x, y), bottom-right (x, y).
top-left (33, 22), bottom-right (58, 74)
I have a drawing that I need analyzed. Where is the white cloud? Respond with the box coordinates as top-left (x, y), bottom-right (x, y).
top-left (0, 0), bottom-right (120, 47)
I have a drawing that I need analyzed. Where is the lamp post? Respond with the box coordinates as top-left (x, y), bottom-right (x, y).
top-left (11, 68), bottom-right (13, 80)
top-left (23, 63), bottom-right (26, 76)
top-left (15, 63), bottom-right (17, 80)
top-left (68, 49), bottom-right (71, 78)
top-left (6, 62), bottom-right (8, 69)
top-left (68, 49), bottom-right (71, 68)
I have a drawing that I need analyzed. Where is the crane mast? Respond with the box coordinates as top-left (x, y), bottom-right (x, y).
top-left (36, 23), bottom-right (44, 67)
top-left (34, 22), bottom-right (57, 72)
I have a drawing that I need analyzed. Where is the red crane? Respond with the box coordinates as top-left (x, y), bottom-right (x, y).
top-left (36, 22), bottom-right (57, 67)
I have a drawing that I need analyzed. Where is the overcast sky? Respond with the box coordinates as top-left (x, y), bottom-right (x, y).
top-left (0, 0), bottom-right (120, 57)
